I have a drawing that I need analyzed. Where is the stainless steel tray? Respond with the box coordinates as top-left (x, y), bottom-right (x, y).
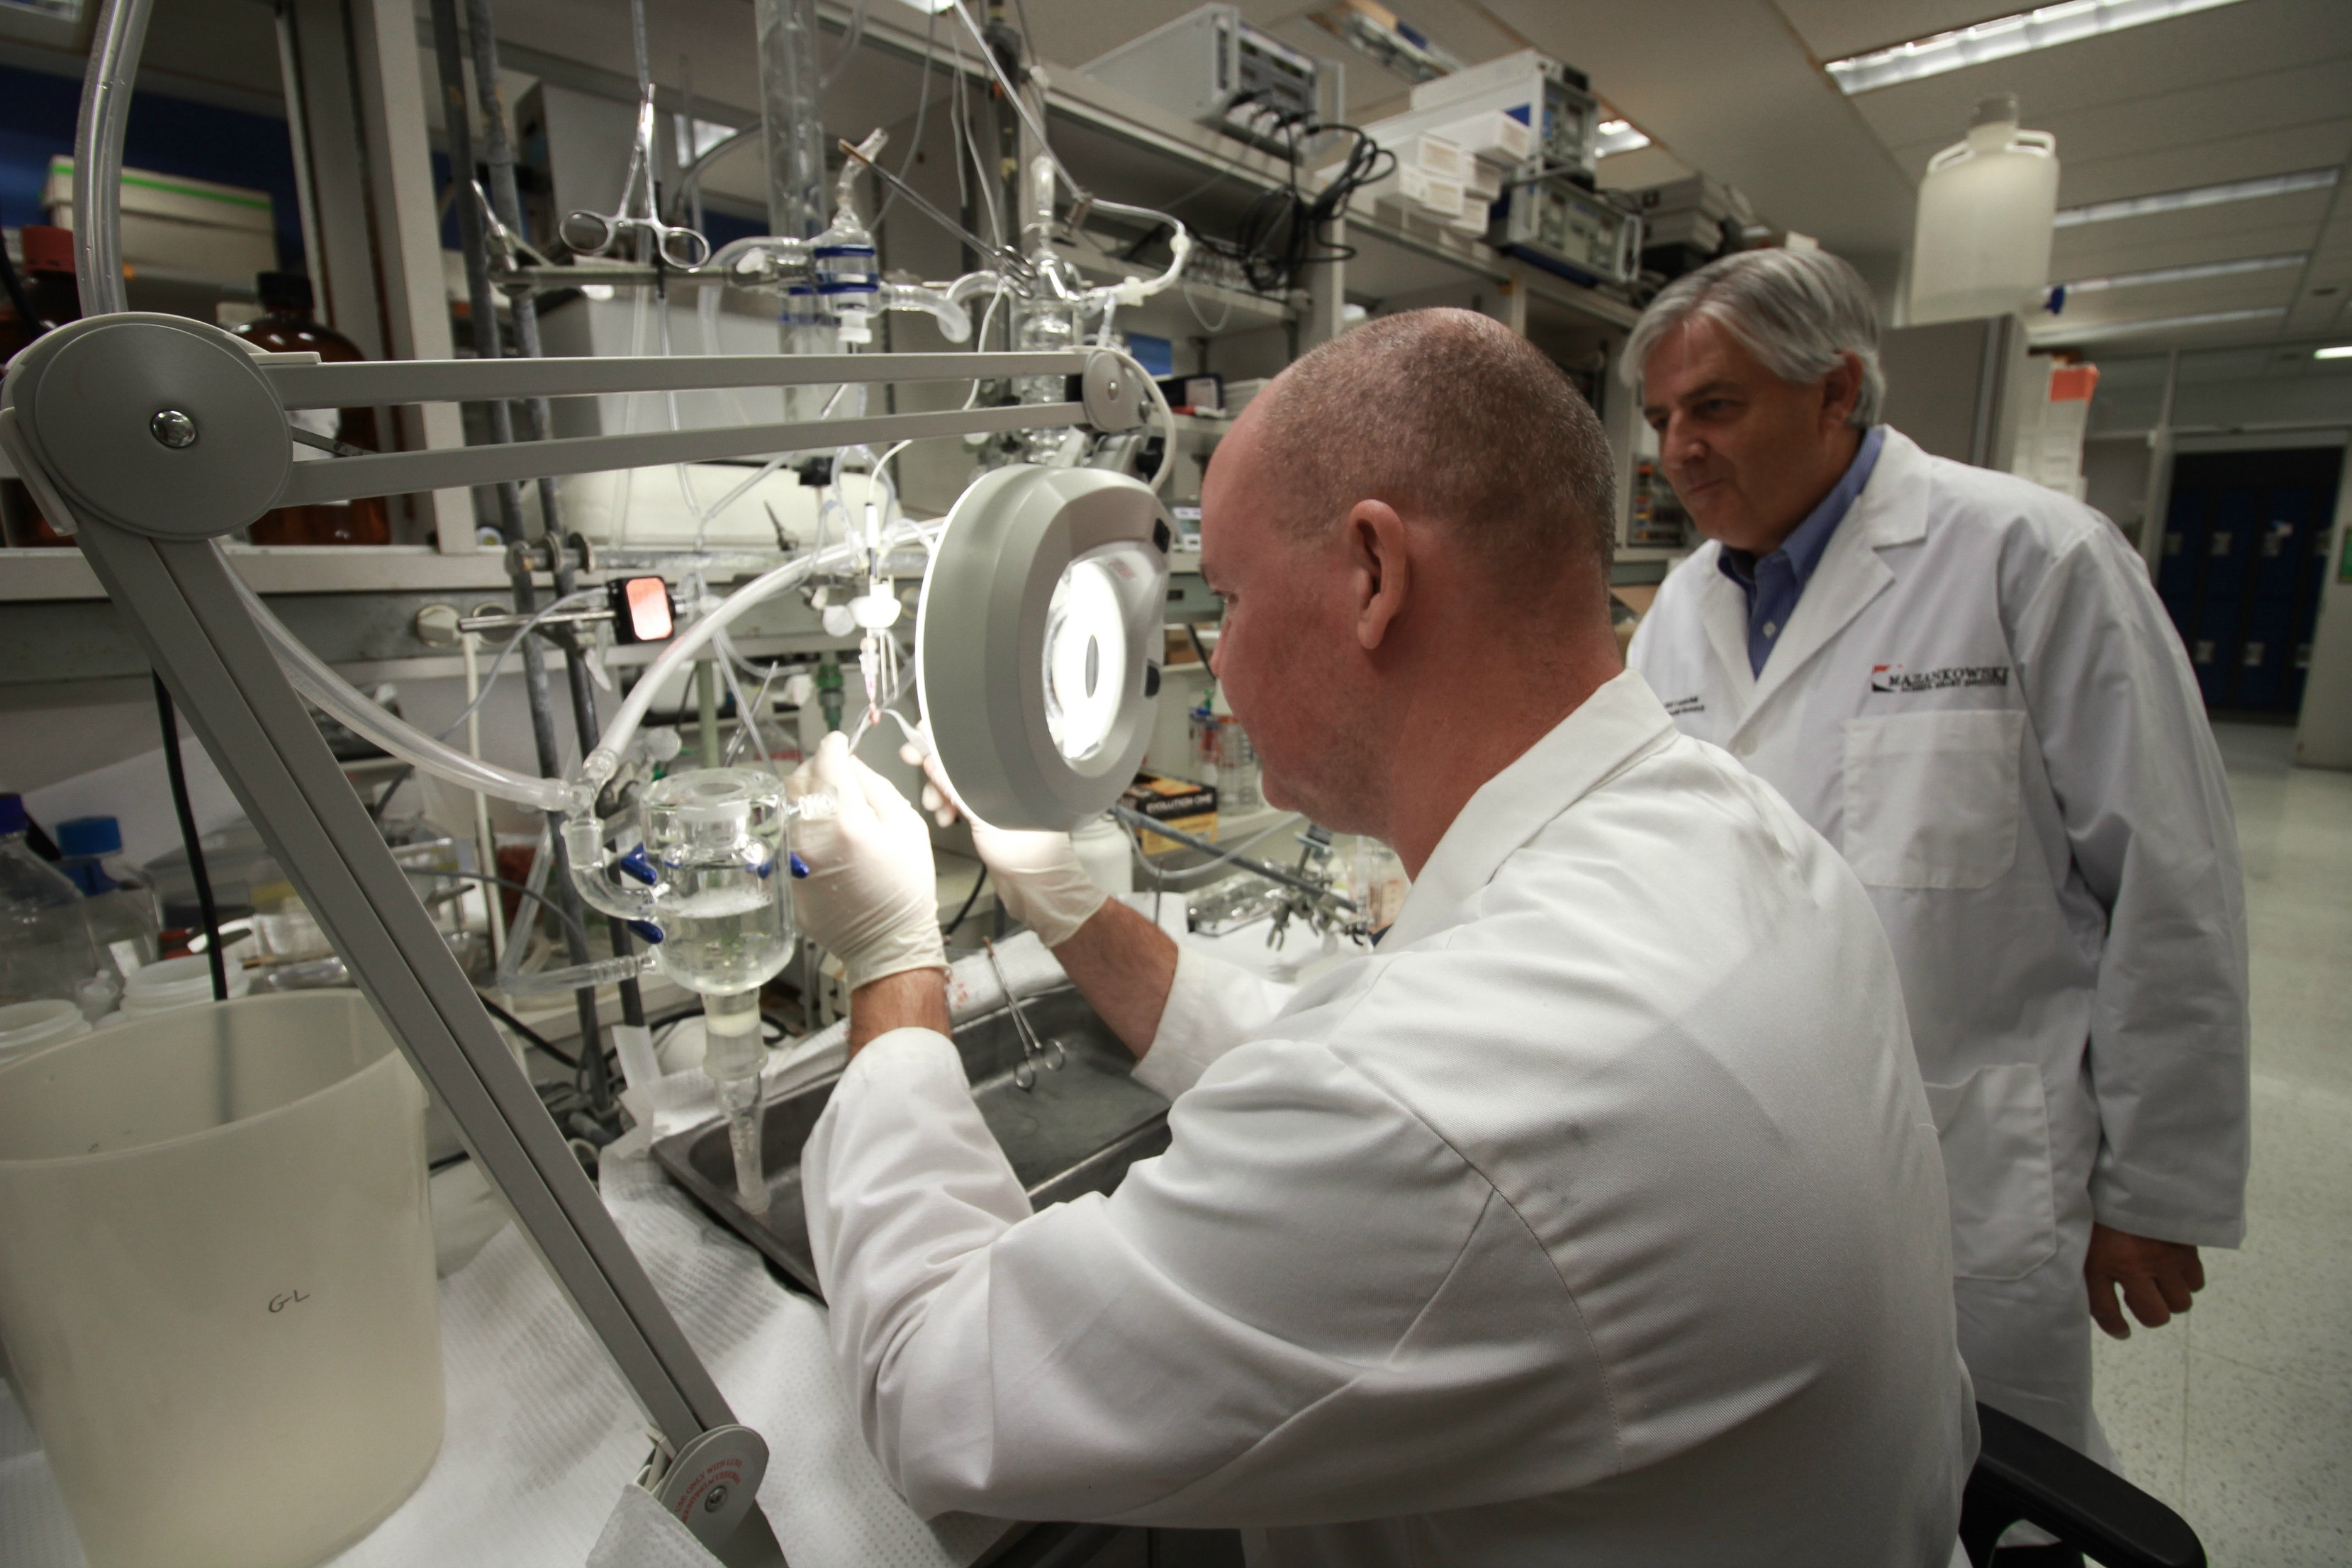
top-left (651, 987), bottom-right (1172, 1295)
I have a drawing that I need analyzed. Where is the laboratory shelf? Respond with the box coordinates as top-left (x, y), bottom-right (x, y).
top-left (1523, 269), bottom-right (1643, 332)
top-left (0, 544), bottom-right (517, 603)
top-left (1345, 213), bottom-right (1512, 303)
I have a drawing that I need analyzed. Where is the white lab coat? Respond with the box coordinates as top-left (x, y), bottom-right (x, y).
top-left (1628, 428), bottom-right (2251, 1453)
top-left (804, 672), bottom-right (1975, 1566)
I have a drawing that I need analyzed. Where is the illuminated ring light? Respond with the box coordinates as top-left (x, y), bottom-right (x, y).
top-left (917, 465), bottom-right (1172, 831)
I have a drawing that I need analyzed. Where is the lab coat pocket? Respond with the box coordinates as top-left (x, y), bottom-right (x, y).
top-left (1920, 1063), bottom-right (2059, 1282)
top-left (1842, 709), bottom-right (2024, 890)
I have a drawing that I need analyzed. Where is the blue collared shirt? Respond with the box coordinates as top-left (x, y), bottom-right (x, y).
top-left (1716, 426), bottom-right (1886, 676)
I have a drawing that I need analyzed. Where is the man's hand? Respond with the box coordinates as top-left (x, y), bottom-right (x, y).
top-left (2085, 1221), bottom-right (2205, 1339)
top-left (905, 745), bottom-right (1109, 947)
top-left (787, 732), bottom-right (946, 992)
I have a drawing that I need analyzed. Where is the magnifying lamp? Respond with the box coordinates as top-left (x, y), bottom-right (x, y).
top-left (917, 464), bottom-right (1174, 831)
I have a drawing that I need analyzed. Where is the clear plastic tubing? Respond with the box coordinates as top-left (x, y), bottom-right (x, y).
top-left (582, 532), bottom-right (891, 790)
top-left (228, 568), bottom-right (586, 815)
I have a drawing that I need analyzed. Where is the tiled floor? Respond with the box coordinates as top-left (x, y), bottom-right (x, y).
top-left (2093, 722), bottom-right (2352, 1567)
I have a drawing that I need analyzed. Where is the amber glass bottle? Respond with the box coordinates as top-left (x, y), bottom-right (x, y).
top-left (230, 271), bottom-right (390, 545)
top-left (0, 225), bottom-right (84, 547)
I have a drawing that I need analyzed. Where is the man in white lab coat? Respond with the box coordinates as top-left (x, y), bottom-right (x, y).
top-left (787, 308), bottom-right (1974, 1564)
top-left (1622, 249), bottom-right (2251, 1488)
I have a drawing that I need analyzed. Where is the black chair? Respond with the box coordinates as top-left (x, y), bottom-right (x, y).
top-left (1961, 1401), bottom-right (2205, 1568)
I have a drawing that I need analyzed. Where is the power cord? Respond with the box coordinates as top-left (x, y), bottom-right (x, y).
top-left (943, 866), bottom-right (990, 940)
top-left (1196, 117), bottom-right (1392, 294)
top-left (152, 675), bottom-right (228, 1001)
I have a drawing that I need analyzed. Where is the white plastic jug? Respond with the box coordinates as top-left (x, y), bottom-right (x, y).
top-left (118, 948), bottom-right (252, 1014)
top-left (0, 991), bottom-right (443, 1568)
top-left (1908, 94), bottom-right (2059, 325)
top-left (0, 997), bottom-right (88, 1062)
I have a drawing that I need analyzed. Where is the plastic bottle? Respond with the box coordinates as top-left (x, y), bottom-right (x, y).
top-left (0, 795), bottom-right (116, 1019)
top-left (55, 816), bottom-right (162, 974)
top-left (0, 998), bottom-right (90, 1064)
top-left (0, 225), bottom-right (83, 547)
top-left (228, 271), bottom-right (390, 545)
top-left (119, 952), bottom-right (251, 1017)
top-left (1908, 94), bottom-right (2059, 325)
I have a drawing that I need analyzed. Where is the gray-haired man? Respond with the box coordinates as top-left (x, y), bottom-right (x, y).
top-left (1625, 248), bottom-right (2251, 1504)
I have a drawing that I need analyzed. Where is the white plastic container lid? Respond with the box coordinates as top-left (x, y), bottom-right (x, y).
top-left (0, 999), bottom-right (91, 1060)
top-left (122, 952), bottom-right (252, 1015)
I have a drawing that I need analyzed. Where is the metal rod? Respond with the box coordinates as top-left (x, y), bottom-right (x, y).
top-left (429, 0), bottom-right (610, 1094)
top-left (277, 398), bottom-right (1090, 505)
top-left (264, 349), bottom-right (1092, 408)
top-left (465, 0), bottom-right (645, 1036)
top-left (839, 137), bottom-right (1029, 279)
top-left (1111, 804), bottom-right (1357, 907)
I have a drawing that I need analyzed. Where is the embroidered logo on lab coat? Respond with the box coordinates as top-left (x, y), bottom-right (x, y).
top-left (1869, 663), bottom-right (2011, 694)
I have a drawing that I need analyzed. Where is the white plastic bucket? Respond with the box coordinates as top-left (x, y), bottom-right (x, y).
top-left (0, 991), bottom-right (443, 1568)
top-left (120, 950), bottom-right (252, 1014)
top-left (0, 997), bottom-right (89, 1062)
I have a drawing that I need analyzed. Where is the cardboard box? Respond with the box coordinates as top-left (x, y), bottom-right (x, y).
top-left (1435, 109), bottom-right (1535, 165)
top-left (1121, 772), bottom-right (1217, 857)
top-left (1397, 133), bottom-right (1466, 181)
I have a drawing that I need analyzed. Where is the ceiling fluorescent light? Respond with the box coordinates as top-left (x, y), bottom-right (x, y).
top-left (1596, 119), bottom-right (1652, 157)
top-left (2055, 167), bottom-right (2338, 228)
top-left (1827, 0), bottom-right (2249, 95)
top-left (2063, 254), bottom-right (2306, 293)
top-left (2034, 306), bottom-right (2284, 344)
top-left (2314, 345), bottom-right (2352, 360)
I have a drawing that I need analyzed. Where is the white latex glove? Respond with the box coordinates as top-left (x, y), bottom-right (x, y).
top-left (905, 744), bottom-right (1109, 948)
top-left (787, 732), bottom-right (946, 990)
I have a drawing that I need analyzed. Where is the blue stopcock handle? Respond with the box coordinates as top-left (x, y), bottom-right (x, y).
top-left (627, 920), bottom-right (664, 944)
top-left (617, 846), bottom-right (659, 885)
top-left (790, 851), bottom-right (810, 879)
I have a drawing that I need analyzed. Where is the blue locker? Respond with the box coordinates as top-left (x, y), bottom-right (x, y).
top-left (2157, 489), bottom-right (2206, 611)
top-left (2251, 488), bottom-right (2314, 602)
top-left (2190, 597), bottom-right (2239, 707)
top-left (2234, 598), bottom-right (2292, 710)
top-left (2203, 488), bottom-right (2258, 600)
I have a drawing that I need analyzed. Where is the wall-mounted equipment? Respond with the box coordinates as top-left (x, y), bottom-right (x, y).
top-left (1080, 4), bottom-right (1338, 150)
top-left (1406, 47), bottom-right (1598, 184)
top-left (1493, 177), bottom-right (1642, 288)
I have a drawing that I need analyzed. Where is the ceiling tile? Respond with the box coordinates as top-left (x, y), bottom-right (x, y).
top-left (2034, 312), bottom-right (2290, 352)
top-left (2282, 297), bottom-right (2349, 334)
top-left (1597, 144), bottom-right (1700, 192)
top-left (1772, 0), bottom-right (2025, 62)
top-left (1847, 0), bottom-right (2352, 152)
top-left (2313, 211), bottom-right (2352, 252)
top-left (1881, 60), bottom-right (2352, 175)
top-left (1475, 0), bottom-right (1917, 268)
top-left (2054, 218), bottom-right (2324, 279)
top-left (2054, 268), bottom-right (2304, 325)
top-left (2056, 119), bottom-right (2352, 206)
top-left (2056, 184), bottom-right (2333, 245)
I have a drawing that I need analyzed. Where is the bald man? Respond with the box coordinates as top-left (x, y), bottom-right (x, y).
top-left (785, 308), bottom-right (1975, 1564)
